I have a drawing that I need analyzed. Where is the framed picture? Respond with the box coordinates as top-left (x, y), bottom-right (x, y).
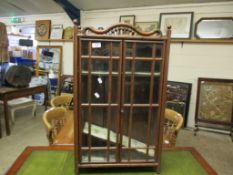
top-left (35, 20), bottom-right (51, 40)
top-left (119, 15), bottom-right (135, 25)
top-left (159, 12), bottom-right (194, 39)
top-left (166, 81), bottom-right (192, 127)
top-left (50, 24), bottom-right (63, 39)
top-left (60, 74), bottom-right (73, 95)
top-left (135, 21), bottom-right (158, 32)
top-left (36, 45), bottom-right (63, 97)
top-left (194, 78), bottom-right (233, 137)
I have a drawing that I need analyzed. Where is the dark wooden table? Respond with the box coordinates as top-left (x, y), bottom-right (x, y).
top-left (5, 146), bottom-right (217, 175)
top-left (0, 84), bottom-right (48, 138)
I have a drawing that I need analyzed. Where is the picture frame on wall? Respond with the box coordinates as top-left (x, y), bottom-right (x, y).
top-left (135, 21), bottom-right (159, 32)
top-left (119, 15), bottom-right (135, 25)
top-left (159, 12), bottom-right (194, 39)
top-left (166, 81), bottom-right (192, 127)
top-left (194, 77), bottom-right (233, 139)
top-left (35, 20), bottom-right (51, 40)
top-left (60, 74), bottom-right (73, 95)
top-left (50, 24), bottom-right (63, 39)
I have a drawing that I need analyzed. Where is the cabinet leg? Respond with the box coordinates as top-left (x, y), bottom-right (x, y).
top-left (75, 167), bottom-right (80, 175)
top-left (230, 127), bottom-right (233, 142)
top-left (155, 165), bottom-right (161, 174)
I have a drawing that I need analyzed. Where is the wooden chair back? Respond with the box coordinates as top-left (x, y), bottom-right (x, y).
top-left (42, 107), bottom-right (67, 144)
top-left (50, 95), bottom-right (73, 108)
top-left (163, 108), bottom-right (184, 146)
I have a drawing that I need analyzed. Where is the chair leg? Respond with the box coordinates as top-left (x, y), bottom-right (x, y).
top-left (32, 104), bottom-right (36, 117)
top-left (10, 108), bottom-right (15, 125)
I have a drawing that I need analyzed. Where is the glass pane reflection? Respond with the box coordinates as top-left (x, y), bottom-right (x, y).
top-left (124, 76), bottom-right (160, 104)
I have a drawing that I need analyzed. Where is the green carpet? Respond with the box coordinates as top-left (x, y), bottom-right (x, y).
top-left (16, 150), bottom-right (207, 175)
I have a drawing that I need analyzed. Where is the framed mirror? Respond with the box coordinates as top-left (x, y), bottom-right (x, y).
top-left (195, 17), bottom-right (233, 39)
top-left (36, 45), bottom-right (62, 97)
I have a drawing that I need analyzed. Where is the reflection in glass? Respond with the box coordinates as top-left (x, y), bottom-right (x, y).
top-left (121, 107), bottom-right (158, 160)
top-left (121, 149), bottom-right (154, 161)
top-left (136, 43), bottom-right (152, 57)
top-left (81, 40), bottom-right (89, 55)
top-left (81, 59), bottom-right (119, 75)
top-left (81, 149), bottom-right (117, 163)
top-left (124, 61), bottom-right (160, 104)
top-left (81, 108), bottom-right (119, 144)
top-left (195, 18), bottom-right (233, 39)
top-left (124, 76), bottom-right (160, 104)
top-left (155, 44), bottom-right (163, 58)
top-left (92, 41), bottom-right (110, 56)
top-left (112, 42), bottom-right (121, 56)
top-left (125, 42), bottom-right (163, 58)
top-left (36, 46), bottom-right (62, 97)
top-left (81, 107), bottom-right (119, 163)
top-left (81, 76), bottom-right (88, 103)
top-left (81, 59), bottom-right (119, 104)
top-left (125, 42), bottom-right (133, 57)
top-left (38, 48), bottom-right (60, 72)
top-left (125, 60), bottom-right (161, 74)
top-left (81, 40), bottom-right (121, 57)
top-left (91, 76), bottom-right (108, 103)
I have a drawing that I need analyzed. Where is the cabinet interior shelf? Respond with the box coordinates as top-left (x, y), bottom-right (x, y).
top-left (81, 103), bottom-right (159, 107)
top-left (171, 39), bottom-right (233, 44)
top-left (81, 71), bottom-right (160, 76)
top-left (81, 56), bottom-right (163, 61)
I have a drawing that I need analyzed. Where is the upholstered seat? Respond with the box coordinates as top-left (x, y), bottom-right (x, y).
top-left (42, 107), bottom-right (67, 144)
top-left (163, 108), bottom-right (184, 147)
top-left (0, 97), bottom-right (36, 124)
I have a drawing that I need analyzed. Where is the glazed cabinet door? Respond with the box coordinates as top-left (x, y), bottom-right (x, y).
top-left (79, 38), bottom-right (122, 163)
top-left (120, 40), bottom-right (165, 162)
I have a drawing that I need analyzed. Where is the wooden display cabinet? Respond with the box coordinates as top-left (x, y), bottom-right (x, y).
top-left (73, 24), bottom-right (171, 174)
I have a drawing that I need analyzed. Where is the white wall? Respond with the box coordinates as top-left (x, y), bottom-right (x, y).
top-left (80, 1), bottom-right (233, 127)
top-left (0, 2), bottom-right (233, 127)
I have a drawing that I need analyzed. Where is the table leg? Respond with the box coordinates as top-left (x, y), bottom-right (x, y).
top-left (44, 87), bottom-right (48, 110)
top-left (0, 108), bottom-right (2, 138)
top-left (3, 97), bottom-right (11, 136)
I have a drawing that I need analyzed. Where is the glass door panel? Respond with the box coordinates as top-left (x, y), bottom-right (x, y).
top-left (91, 41), bottom-right (110, 56)
top-left (155, 43), bottom-right (163, 58)
top-left (125, 41), bottom-right (164, 58)
top-left (121, 41), bottom-right (162, 162)
top-left (121, 107), bottom-right (158, 161)
top-left (124, 60), bottom-right (161, 104)
top-left (136, 43), bottom-right (153, 57)
top-left (81, 107), bottom-right (119, 162)
top-left (79, 39), bottom-right (122, 163)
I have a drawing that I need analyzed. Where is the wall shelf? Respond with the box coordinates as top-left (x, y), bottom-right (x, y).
top-left (171, 39), bottom-right (233, 45)
top-left (36, 39), bottom-right (233, 44)
top-left (37, 39), bottom-right (73, 42)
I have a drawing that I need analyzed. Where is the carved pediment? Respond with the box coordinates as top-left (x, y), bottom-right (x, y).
top-left (81, 23), bottom-right (163, 37)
